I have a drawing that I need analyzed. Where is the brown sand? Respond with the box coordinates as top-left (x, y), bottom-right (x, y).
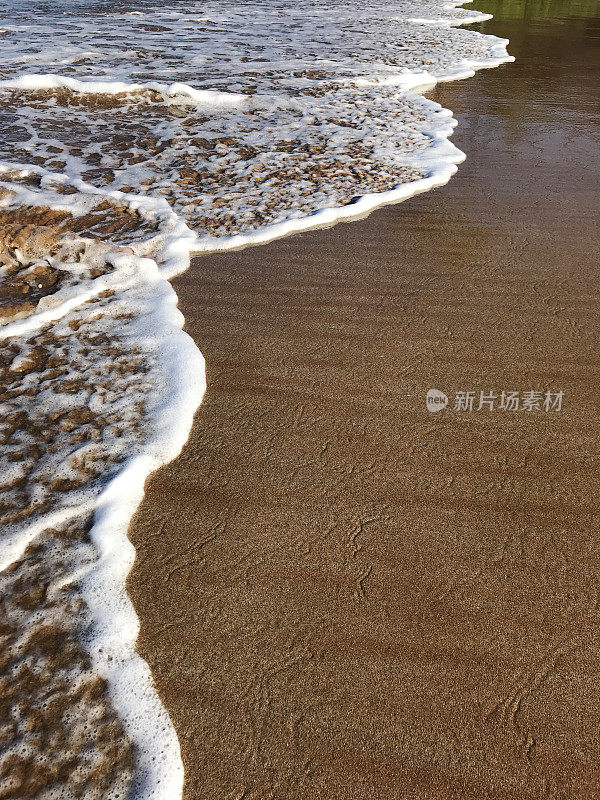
top-left (128, 7), bottom-right (600, 800)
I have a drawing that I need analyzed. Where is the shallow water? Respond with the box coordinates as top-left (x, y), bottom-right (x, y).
top-left (0, 1), bottom-right (514, 798)
top-left (125, 1), bottom-right (600, 798)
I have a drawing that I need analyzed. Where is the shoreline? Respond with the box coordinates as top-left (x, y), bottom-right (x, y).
top-left (0, 4), bottom-right (515, 798)
top-left (183, 40), bottom-right (514, 258)
top-left (128, 3), bottom-right (600, 799)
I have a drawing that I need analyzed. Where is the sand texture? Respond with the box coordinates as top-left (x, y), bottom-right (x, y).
top-left (125, 5), bottom-right (598, 799)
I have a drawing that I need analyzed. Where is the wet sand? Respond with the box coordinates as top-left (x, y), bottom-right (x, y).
top-left (129, 3), bottom-right (600, 798)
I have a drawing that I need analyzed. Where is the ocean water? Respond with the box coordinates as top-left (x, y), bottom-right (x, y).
top-left (0, 2), bottom-right (511, 798)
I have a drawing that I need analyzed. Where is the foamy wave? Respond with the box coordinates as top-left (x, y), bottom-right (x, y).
top-left (0, 0), bottom-right (512, 798)
top-left (0, 179), bottom-right (203, 799)
top-left (0, 73), bottom-right (247, 107)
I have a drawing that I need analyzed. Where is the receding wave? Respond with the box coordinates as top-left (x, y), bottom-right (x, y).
top-left (0, 1), bottom-right (512, 798)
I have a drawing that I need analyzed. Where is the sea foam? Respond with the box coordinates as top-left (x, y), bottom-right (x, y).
top-left (0, 1), bottom-right (512, 797)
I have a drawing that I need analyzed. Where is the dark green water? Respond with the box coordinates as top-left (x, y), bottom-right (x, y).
top-left (472, 0), bottom-right (600, 19)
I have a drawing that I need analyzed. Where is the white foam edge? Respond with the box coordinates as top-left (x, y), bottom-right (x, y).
top-left (401, 0), bottom-right (493, 27)
top-left (0, 224), bottom-right (195, 338)
top-left (188, 50), bottom-right (515, 255)
top-left (409, 11), bottom-right (493, 26)
top-left (0, 74), bottom-right (247, 108)
top-left (188, 41), bottom-right (514, 254)
top-left (79, 274), bottom-right (206, 800)
top-left (192, 166), bottom-right (458, 254)
top-left (1, 183), bottom-right (204, 800)
top-left (417, 0), bottom-right (494, 25)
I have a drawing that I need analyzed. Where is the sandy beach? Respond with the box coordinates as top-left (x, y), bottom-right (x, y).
top-left (123, 3), bottom-right (600, 798)
top-left (127, 3), bottom-right (600, 799)
top-left (120, 2), bottom-right (600, 799)
top-left (5, 0), bottom-right (600, 797)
